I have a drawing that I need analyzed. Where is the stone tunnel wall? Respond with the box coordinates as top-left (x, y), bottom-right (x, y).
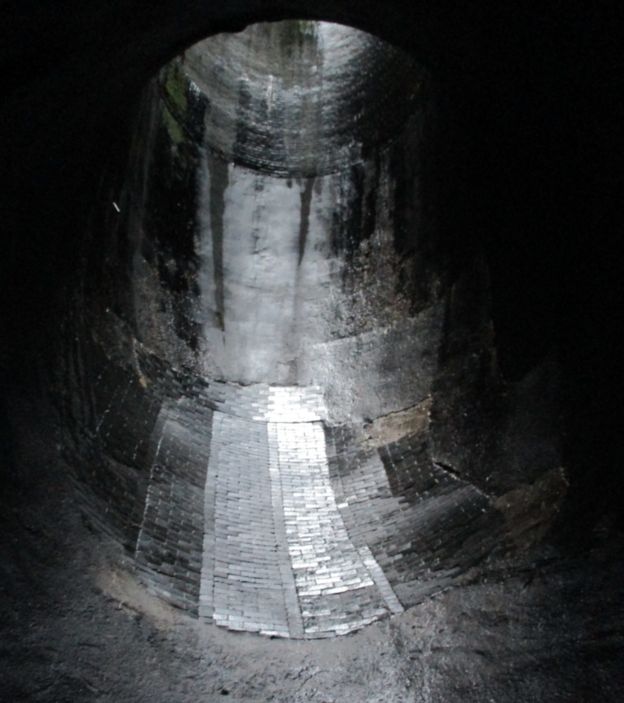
top-left (54, 22), bottom-right (564, 638)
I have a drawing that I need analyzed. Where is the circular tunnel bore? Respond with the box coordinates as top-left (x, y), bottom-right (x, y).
top-left (59, 20), bottom-right (562, 639)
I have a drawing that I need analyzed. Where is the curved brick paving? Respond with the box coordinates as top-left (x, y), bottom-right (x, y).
top-left (133, 385), bottom-right (404, 637)
top-left (127, 379), bottom-right (501, 638)
top-left (198, 387), bottom-right (403, 637)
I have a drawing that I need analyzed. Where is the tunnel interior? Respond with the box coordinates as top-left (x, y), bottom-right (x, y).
top-left (57, 19), bottom-right (563, 638)
top-left (1, 3), bottom-right (623, 701)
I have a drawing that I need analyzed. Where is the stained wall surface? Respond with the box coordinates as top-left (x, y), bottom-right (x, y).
top-left (56, 21), bottom-right (562, 639)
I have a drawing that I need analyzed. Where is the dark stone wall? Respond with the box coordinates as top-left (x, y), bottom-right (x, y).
top-left (3, 5), bottom-right (620, 509)
top-left (48, 24), bottom-right (560, 623)
top-left (0, 1), bottom-right (622, 700)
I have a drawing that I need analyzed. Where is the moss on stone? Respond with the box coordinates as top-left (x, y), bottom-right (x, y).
top-left (163, 61), bottom-right (188, 112)
top-left (160, 62), bottom-right (189, 146)
top-left (161, 103), bottom-right (184, 146)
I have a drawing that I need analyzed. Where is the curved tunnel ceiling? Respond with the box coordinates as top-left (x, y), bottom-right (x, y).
top-left (164, 20), bottom-right (427, 177)
top-left (57, 20), bottom-right (562, 641)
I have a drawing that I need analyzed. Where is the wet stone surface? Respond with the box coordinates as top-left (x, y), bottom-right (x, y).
top-left (1, 3), bottom-right (623, 700)
top-left (51, 18), bottom-right (563, 643)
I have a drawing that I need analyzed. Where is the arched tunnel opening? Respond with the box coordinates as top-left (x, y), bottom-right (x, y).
top-left (1, 4), bottom-right (623, 701)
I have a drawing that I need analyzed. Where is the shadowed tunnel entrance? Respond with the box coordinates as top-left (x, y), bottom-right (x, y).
top-left (1, 3), bottom-right (623, 701)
